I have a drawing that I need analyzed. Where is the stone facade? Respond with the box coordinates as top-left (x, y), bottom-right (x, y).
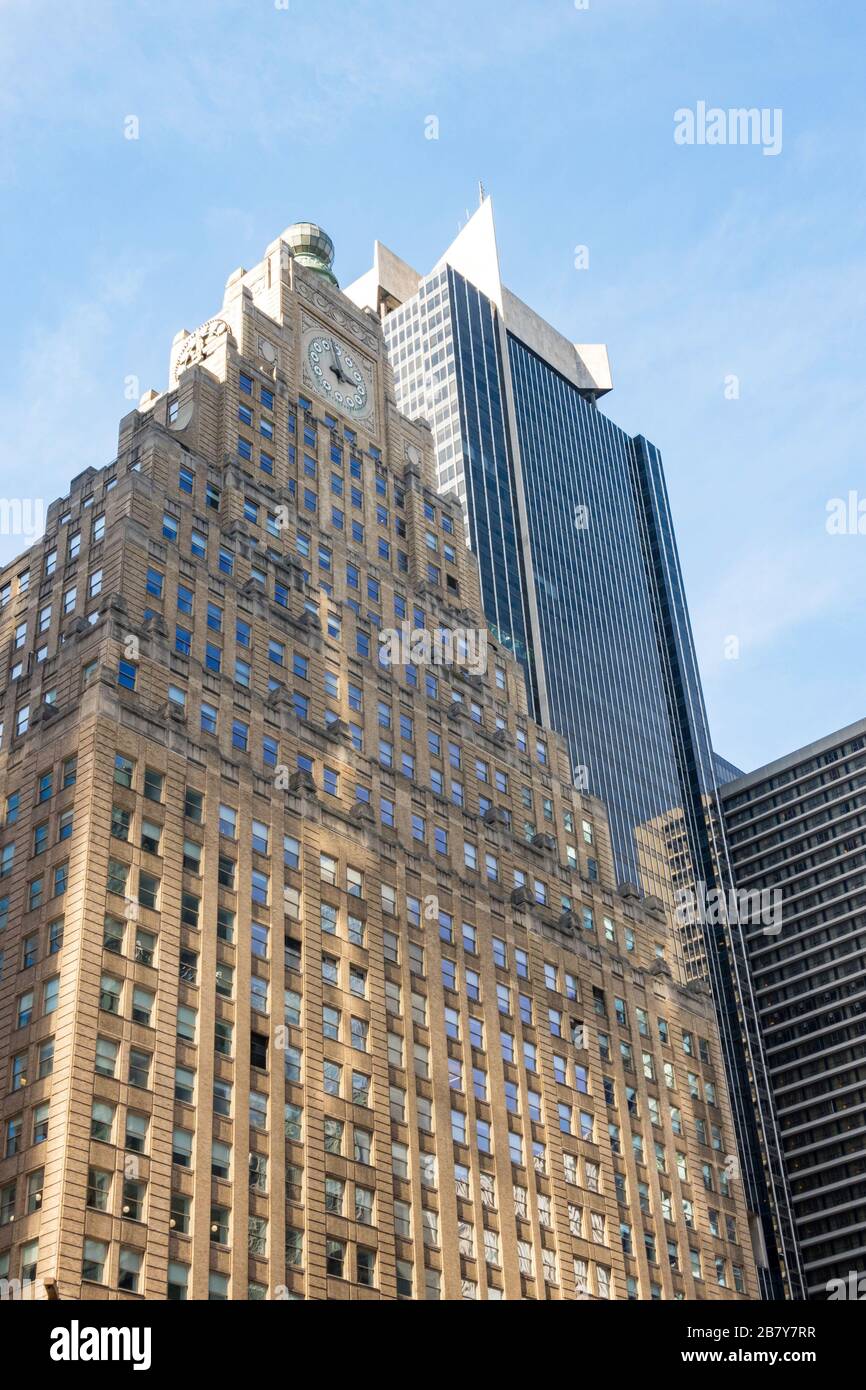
top-left (0, 225), bottom-right (758, 1301)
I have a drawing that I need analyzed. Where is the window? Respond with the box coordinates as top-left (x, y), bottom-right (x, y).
top-left (25, 1168), bottom-right (44, 1215)
top-left (32, 1102), bottom-right (49, 1146)
top-left (82, 1238), bottom-right (108, 1284)
top-left (324, 1117), bottom-right (344, 1156)
top-left (128, 1048), bottom-right (151, 1088)
top-left (167, 1261), bottom-right (189, 1301)
top-left (138, 871), bottom-right (159, 910)
top-left (87, 1168), bottom-right (111, 1212)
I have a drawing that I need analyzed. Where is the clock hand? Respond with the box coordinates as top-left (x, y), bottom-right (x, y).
top-left (329, 342), bottom-right (348, 383)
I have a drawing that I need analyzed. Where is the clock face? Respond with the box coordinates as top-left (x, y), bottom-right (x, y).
top-left (303, 327), bottom-right (372, 420)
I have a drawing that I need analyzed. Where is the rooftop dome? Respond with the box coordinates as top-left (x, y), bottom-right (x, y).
top-left (283, 222), bottom-right (338, 286)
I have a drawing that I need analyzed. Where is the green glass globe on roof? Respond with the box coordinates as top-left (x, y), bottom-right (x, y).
top-left (283, 222), bottom-right (338, 286)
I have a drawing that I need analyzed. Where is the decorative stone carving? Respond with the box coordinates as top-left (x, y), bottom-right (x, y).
top-left (175, 318), bottom-right (230, 372)
top-left (531, 832), bottom-right (557, 852)
top-left (296, 291), bottom-right (379, 354)
top-left (257, 336), bottom-right (278, 365)
top-left (289, 769), bottom-right (317, 796)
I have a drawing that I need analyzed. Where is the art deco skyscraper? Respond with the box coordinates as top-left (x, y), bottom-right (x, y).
top-left (0, 221), bottom-right (758, 1302)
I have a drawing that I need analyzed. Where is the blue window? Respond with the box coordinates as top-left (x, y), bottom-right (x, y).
top-left (260, 386), bottom-right (274, 410)
top-left (205, 644), bottom-right (221, 673)
top-left (232, 720), bottom-right (249, 752)
top-left (207, 603), bottom-right (222, 632)
top-left (146, 568), bottom-right (163, 598)
top-left (175, 626), bottom-right (192, 656)
top-left (238, 437), bottom-right (252, 461)
top-left (219, 548), bottom-right (234, 575)
top-left (118, 660), bottom-right (137, 690)
top-left (179, 466), bottom-right (194, 494)
top-left (239, 372), bottom-right (253, 395)
top-left (260, 451), bottom-right (274, 475)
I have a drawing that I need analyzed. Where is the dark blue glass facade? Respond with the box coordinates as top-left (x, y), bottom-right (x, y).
top-left (447, 269), bottom-right (539, 714)
top-left (507, 339), bottom-right (696, 890)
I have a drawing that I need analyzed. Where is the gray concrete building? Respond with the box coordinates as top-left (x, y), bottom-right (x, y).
top-left (721, 719), bottom-right (866, 1297)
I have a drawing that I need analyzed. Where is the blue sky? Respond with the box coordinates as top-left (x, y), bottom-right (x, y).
top-left (1, 0), bottom-right (864, 773)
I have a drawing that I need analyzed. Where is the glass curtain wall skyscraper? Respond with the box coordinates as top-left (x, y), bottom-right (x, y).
top-left (347, 201), bottom-right (803, 1299)
top-left (349, 204), bottom-right (714, 942)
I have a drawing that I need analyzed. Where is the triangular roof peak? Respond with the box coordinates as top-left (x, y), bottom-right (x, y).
top-left (434, 195), bottom-right (503, 311)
